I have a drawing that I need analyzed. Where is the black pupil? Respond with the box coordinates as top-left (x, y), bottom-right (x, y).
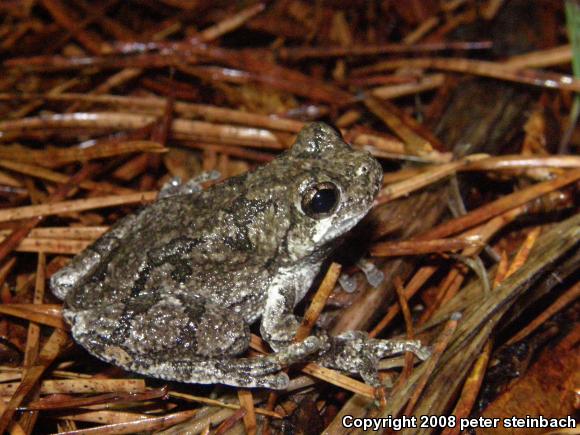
top-left (310, 188), bottom-right (338, 214)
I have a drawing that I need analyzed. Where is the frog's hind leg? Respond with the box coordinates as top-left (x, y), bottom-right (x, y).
top-left (130, 352), bottom-right (288, 388)
top-left (50, 213), bottom-right (139, 300)
top-left (67, 295), bottom-right (320, 389)
top-left (129, 336), bottom-right (322, 389)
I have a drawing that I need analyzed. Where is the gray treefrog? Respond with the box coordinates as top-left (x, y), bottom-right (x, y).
top-left (50, 123), bottom-right (429, 389)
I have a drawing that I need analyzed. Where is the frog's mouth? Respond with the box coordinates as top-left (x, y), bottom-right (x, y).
top-left (312, 212), bottom-right (367, 247)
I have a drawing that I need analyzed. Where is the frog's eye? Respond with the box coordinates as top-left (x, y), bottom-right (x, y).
top-left (301, 182), bottom-right (340, 219)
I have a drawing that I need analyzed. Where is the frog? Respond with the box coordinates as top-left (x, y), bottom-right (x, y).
top-left (50, 122), bottom-right (429, 389)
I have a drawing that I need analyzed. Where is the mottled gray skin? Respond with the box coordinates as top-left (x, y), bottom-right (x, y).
top-left (51, 123), bottom-right (429, 389)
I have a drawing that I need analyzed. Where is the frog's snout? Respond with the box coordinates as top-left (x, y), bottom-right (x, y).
top-left (355, 153), bottom-right (383, 198)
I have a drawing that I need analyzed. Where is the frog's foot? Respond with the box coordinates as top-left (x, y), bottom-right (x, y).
top-left (317, 331), bottom-right (430, 387)
top-left (273, 336), bottom-right (323, 365)
top-left (338, 259), bottom-right (385, 293)
top-left (356, 259), bottom-right (384, 288)
top-left (260, 313), bottom-right (302, 352)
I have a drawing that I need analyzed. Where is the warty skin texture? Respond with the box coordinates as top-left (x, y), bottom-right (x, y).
top-left (50, 122), bottom-right (429, 388)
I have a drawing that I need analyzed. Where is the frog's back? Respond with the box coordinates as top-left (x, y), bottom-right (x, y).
top-left (64, 174), bottom-right (287, 322)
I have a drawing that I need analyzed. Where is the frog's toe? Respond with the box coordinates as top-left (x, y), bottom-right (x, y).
top-left (358, 358), bottom-right (382, 387)
top-left (372, 338), bottom-right (431, 361)
top-left (415, 345), bottom-right (431, 361)
top-left (274, 336), bottom-right (322, 366)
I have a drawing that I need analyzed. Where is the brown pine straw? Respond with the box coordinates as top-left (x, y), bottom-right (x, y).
top-left (0, 328), bottom-right (72, 433)
top-left (169, 391), bottom-right (282, 419)
top-left (64, 22), bottom-right (181, 114)
top-left (18, 252), bottom-right (46, 431)
top-left (0, 191), bottom-right (157, 223)
top-left (368, 265), bottom-right (438, 339)
top-left (195, 2), bottom-right (266, 42)
top-left (295, 262), bottom-right (342, 341)
top-left (353, 57), bottom-right (580, 93)
top-left (0, 227), bottom-right (108, 240)
top-left (0, 164), bottom-right (98, 265)
top-left (505, 44), bottom-right (573, 69)
top-left (41, 0), bottom-right (108, 55)
top-left (53, 410), bottom-right (151, 426)
top-left (0, 141), bottom-right (166, 166)
top-left (55, 409), bottom-right (199, 435)
top-left (441, 225), bottom-right (543, 435)
top-left (183, 142), bottom-right (276, 163)
top-left (112, 154), bottom-right (153, 181)
top-left (213, 407), bottom-right (246, 435)
top-left (0, 258), bottom-right (16, 287)
top-left (376, 156), bottom-right (580, 206)
top-left (0, 114), bottom-right (285, 149)
top-left (0, 367), bottom-right (90, 382)
top-left (416, 168), bottom-right (580, 240)
top-left (237, 389), bottom-right (257, 435)
top-left (403, 16), bottom-right (439, 44)
top-left (368, 205), bottom-right (526, 339)
top-left (299, 364), bottom-right (375, 399)
top-left (506, 280), bottom-right (580, 346)
top-left (364, 97), bottom-right (438, 155)
top-left (460, 155), bottom-right (580, 171)
top-left (507, 227), bottom-right (543, 276)
top-left (371, 74), bottom-right (446, 99)
top-left (0, 170), bottom-right (22, 188)
top-left (417, 213), bottom-right (533, 324)
top-left (375, 156), bottom-right (484, 205)
top-left (393, 276), bottom-right (416, 384)
top-left (277, 41), bottom-right (491, 60)
top-left (0, 304), bottom-right (67, 329)
top-left (438, 208), bottom-right (546, 320)
top-left (22, 387), bottom-right (168, 411)
top-left (0, 93), bottom-right (305, 132)
top-left (493, 250), bottom-right (510, 288)
top-left (370, 237), bottom-right (482, 257)
top-left (349, 131), bottom-right (409, 155)
top-left (0, 160), bottom-right (135, 195)
top-left (380, 154), bottom-right (580, 185)
top-left (440, 340), bottom-right (493, 435)
top-left (0, 379), bottom-right (146, 396)
top-left (403, 313), bottom-right (461, 416)
top-left (2, 237), bottom-right (91, 255)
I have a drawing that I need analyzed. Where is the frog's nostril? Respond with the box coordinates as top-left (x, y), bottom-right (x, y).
top-left (356, 164), bottom-right (369, 176)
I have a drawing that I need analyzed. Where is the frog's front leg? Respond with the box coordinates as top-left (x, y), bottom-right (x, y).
top-left (260, 265), bottom-right (322, 352)
top-left (261, 267), bottom-right (430, 387)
